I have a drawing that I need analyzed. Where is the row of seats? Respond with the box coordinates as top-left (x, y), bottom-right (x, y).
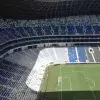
top-left (0, 15), bottom-right (100, 44)
top-left (0, 59), bottom-right (37, 100)
top-left (5, 47), bottom-right (88, 65)
top-left (68, 47), bottom-right (88, 62)
top-left (0, 25), bottom-right (100, 38)
top-left (68, 47), bottom-right (77, 62)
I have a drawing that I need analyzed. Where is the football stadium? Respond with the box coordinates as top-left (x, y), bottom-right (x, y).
top-left (0, 0), bottom-right (100, 100)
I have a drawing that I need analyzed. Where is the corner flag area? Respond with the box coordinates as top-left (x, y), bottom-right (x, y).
top-left (39, 64), bottom-right (100, 100)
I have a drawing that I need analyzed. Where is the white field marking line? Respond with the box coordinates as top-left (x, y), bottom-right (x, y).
top-left (68, 76), bottom-right (72, 90)
top-left (72, 71), bottom-right (85, 73)
top-left (84, 47), bottom-right (89, 62)
top-left (72, 70), bottom-right (96, 100)
top-left (60, 65), bottom-right (62, 100)
top-left (75, 47), bottom-right (79, 62)
top-left (83, 72), bottom-right (96, 100)
top-left (62, 71), bottom-right (72, 91)
top-left (62, 77), bottom-right (72, 90)
top-left (84, 64), bottom-right (96, 100)
top-left (72, 71), bottom-right (95, 88)
top-left (62, 76), bottom-right (72, 91)
top-left (85, 78), bottom-right (95, 89)
top-left (57, 77), bottom-right (71, 91)
top-left (91, 53), bottom-right (96, 63)
top-left (62, 77), bottom-right (70, 79)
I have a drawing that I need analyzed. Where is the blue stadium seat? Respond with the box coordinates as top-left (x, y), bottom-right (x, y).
top-left (75, 26), bottom-right (84, 34)
top-left (0, 64), bottom-right (25, 75)
top-left (0, 28), bottom-right (13, 40)
top-left (0, 96), bottom-right (9, 100)
top-left (68, 47), bottom-right (77, 62)
top-left (77, 47), bottom-right (87, 62)
top-left (0, 86), bottom-right (12, 97)
top-left (23, 27), bottom-right (36, 36)
top-left (33, 26), bottom-right (44, 36)
top-left (84, 25), bottom-right (93, 34)
top-left (93, 25), bottom-right (100, 34)
top-left (5, 28), bottom-right (21, 38)
top-left (0, 70), bottom-right (21, 81)
top-left (60, 25), bottom-right (67, 35)
top-left (52, 25), bottom-right (59, 35)
top-left (58, 26), bottom-right (62, 35)
top-left (5, 28), bottom-right (17, 39)
top-left (2, 60), bottom-right (27, 71)
top-left (0, 35), bottom-right (8, 44)
top-left (6, 67), bottom-right (25, 74)
top-left (0, 77), bottom-right (17, 88)
top-left (42, 26), bottom-right (52, 35)
top-left (67, 25), bottom-right (75, 35)
top-left (15, 27), bottom-right (29, 37)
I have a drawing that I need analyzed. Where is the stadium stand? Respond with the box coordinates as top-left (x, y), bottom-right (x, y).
top-left (68, 47), bottom-right (77, 63)
top-left (0, 59), bottom-right (37, 100)
top-left (77, 47), bottom-right (87, 62)
top-left (0, 15), bottom-right (100, 45)
top-left (1, 15), bottom-right (100, 99)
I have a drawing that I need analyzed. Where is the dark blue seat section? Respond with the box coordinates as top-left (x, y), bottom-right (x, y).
top-left (23, 27), bottom-right (36, 36)
top-left (60, 25), bottom-right (67, 35)
top-left (0, 59), bottom-right (27, 75)
top-left (0, 28), bottom-right (11, 41)
top-left (68, 47), bottom-right (77, 62)
top-left (0, 64), bottom-right (26, 74)
top-left (0, 86), bottom-right (12, 97)
top-left (84, 25), bottom-right (93, 34)
top-left (15, 27), bottom-right (29, 37)
top-left (93, 25), bottom-right (100, 34)
top-left (0, 96), bottom-right (9, 100)
top-left (2, 60), bottom-right (27, 71)
top-left (5, 28), bottom-right (21, 38)
top-left (0, 77), bottom-right (18, 88)
top-left (0, 70), bottom-right (21, 81)
top-left (42, 26), bottom-right (52, 35)
top-left (77, 47), bottom-right (87, 62)
top-left (0, 28), bottom-right (15, 39)
top-left (0, 34), bottom-right (9, 44)
top-left (67, 25), bottom-right (75, 35)
top-left (34, 26), bottom-right (44, 36)
top-left (0, 59), bottom-right (30, 99)
top-left (76, 26), bottom-right (84, 34)
top-left (52, 25), bottom-right (59, 35)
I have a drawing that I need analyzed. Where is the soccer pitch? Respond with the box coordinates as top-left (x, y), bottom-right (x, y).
top-left (39, 64), bottom-right (100, 100)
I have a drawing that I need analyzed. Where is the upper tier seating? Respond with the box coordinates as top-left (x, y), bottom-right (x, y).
top-left (0, 15), bottom-right (100, 45)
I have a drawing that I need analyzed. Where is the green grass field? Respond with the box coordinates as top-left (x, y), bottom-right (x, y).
top-left (39, 64), bottom-right (100, 100)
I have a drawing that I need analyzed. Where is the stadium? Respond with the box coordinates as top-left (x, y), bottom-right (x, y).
top-left (0, 0), bottom-right (100, 100)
